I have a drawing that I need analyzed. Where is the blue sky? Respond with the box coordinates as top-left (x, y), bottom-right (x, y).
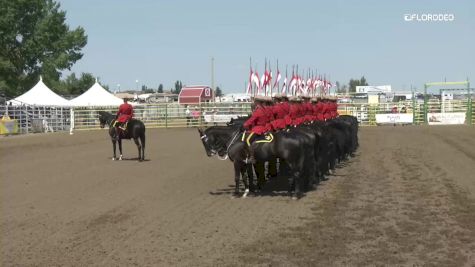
top-left (58, 0), bottom-right (474, 93)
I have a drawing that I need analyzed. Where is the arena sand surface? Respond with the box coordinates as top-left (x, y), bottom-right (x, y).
top-left (1, 125), bottom-right (475, 266)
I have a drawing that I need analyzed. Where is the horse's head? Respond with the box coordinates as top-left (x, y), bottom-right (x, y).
top-left (198, 127), bottom-right (235, 158)
top-left (198, 128), bottom-right (216, 157)
top-left (97, 111), bottom-right (111, 128)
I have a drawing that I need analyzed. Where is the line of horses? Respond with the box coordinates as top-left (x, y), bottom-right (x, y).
top-left (198, 115), bottom-right (359, 199)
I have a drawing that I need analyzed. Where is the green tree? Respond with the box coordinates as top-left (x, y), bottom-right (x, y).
top-left (335, 81), bottom-right (348, 94)
top-left (0, 0), bottom-right (87, 97)
top-left (348, 76), bottom-right (368, 92)
top-left (141, 85), bottom-right (154, 93)
top-left (55, 72), bottom-right (95, 95)
top-left (157, 83), bottom-right (164, 93)
top-left (215, 86), bottom-right (223, 97)
top-left (173, 80), bottom-right (182, 94)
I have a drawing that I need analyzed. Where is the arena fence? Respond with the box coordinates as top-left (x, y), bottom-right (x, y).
top-left (71, 103), bottom-right (252, 131)
top-left (0, 105), bottom-right (71, 134)
top-left (0, 99), bottom-right (473, 135)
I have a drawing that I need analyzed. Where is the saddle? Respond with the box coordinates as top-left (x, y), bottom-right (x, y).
top-left (113, 120), bottom-right (129, 131)
top-left (242, 132), bottom-right (274, 146)
top-left (113, 120), bottom-right (129, 139)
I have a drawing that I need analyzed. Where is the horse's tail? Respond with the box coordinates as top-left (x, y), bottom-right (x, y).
top-left (140, 133), bottom-right (145, 147)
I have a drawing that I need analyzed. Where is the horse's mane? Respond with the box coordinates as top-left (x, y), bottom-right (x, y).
top-left (98, 111), bottom-right (114, 117)
top-left (205, 125), bottom-right (241, 135)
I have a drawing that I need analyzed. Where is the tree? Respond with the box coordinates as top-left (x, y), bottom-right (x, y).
top-left (0, 0), bottom-right (87, 97)
top-left (215, 86), bottom-right (223, 97)
top-left (348, 76), bottom-right (368, 92)
top-left (157, 84), bottom-right (163, 93)
top-left (173, 80), bottom-right (183, 94)
top-left (54, 72), bottom-right (95, 95)
top-left (141, 85), bottom-right (154, 93)
top-left (335, 81), bottom-right (348, 94)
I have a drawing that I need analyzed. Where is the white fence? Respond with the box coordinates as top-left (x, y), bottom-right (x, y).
top-left (1, 99), bottom-right (473, 135)
top-left (0, 105), bottom-right (71, 134)
top-left (71, 103), bottom-right (252, 131)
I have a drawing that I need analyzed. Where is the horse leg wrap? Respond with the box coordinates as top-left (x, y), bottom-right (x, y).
top-left (242, 189), bottom-right (250, 198)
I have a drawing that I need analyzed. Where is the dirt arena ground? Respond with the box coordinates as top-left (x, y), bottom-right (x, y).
top-left (1, 125), bottom-right (475, 266)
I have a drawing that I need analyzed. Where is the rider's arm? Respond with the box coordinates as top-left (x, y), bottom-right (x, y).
top-left (243, 115), bottom-right (256, 129)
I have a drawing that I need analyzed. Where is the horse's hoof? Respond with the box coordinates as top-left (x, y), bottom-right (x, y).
top-left (112, 157), bottom-right (116, 161)
top-left (119, 156), bottom-right (123, 161)
top-left (291, 196), bottom-right (298, 200)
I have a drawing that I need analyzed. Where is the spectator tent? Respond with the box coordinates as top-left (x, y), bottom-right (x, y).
top-left (178, 86), bottom-right (213, 105)
top-left (7, 76), bottom-right (71, 106)
top-left (70, 80), bottom-right (123, 106)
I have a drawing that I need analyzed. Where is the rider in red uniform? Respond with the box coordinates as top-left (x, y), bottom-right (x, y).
top-left (262, 98), bottom-right (275, 132)
top-left (301, 96), bottom-right (314, 123)
top-left (315, 98), bottom-right (325, 121)
top-left (322, 98), bottom-right (332, 121)
top-left (243, 96), bottom-right (272, 163)
top-left (243, 96), bottom-right (269, 135)
top-left (114, 98), bottom-right (134, 139)
top-left (330, 98), bottom-right (339, 119)
top-left (288, 97), bottom-right (304, 126)
top-left (270, 94), bottom-right (288, 131)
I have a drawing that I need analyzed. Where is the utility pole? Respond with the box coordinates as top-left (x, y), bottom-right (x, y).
top-left (211, 57), bottom-right (215, 103)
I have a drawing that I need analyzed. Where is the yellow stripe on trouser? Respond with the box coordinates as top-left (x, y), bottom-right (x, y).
top-left (246, 132), bottom-right (254, 146)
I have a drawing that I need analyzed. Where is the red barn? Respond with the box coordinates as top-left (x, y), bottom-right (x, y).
top-left (178, 86), bottom-right (213, 105)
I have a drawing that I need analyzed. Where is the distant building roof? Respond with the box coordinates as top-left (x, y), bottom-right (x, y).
top-left (114, 93), bottom-right (135, 99)
top-left (178, 86), bottom-right (213, 104)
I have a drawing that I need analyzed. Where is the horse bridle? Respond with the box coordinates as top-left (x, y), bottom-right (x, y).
top-left (219, 130), bottom-right (241, 160)
top-left (201, 130), bottom-right (241, 160)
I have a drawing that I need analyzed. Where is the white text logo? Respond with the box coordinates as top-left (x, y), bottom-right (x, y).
top-left (404, 13), bottom-right (455, 22)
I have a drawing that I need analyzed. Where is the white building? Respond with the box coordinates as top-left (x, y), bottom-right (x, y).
top-left (356, 85), bottom-right (392, 93)
top-left (216, 93), bottom-right (251, 103)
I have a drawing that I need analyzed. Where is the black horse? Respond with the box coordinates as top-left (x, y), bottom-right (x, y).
top-left (198, 126), bottom-right (254, 197)
top-left (98, 111), bottom-right (146, 161)
top-left (199, 125), bottom-right (315, 199)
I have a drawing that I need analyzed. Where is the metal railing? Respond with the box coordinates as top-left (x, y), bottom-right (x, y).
top-left (1, 99), bottom-right (473, 135)
top-left (72, 103), bottom-right (252, 131)
top-left (0, 105), bottom-right (71, 134)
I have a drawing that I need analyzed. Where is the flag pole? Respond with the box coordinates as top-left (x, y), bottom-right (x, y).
top-left (285, 64), bottom-right (288, 96)
top-left (249, 57), bottom-right (253, 97)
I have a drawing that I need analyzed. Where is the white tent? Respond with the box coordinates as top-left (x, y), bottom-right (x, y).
top-left (69, 80), bottom-right (123, 107)
top-left (8, 76), bottom-right (71, 106)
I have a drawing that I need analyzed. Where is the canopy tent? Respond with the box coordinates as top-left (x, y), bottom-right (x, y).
top-left (8, 76), bottom-right (71, 106)
top-left (70, 80), bottom-right (123, 106)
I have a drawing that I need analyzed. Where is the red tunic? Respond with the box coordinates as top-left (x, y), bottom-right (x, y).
top-left (303, 102), bottom-right (314, 122)
top-left (323, 103), bottom-right (332, 120)
top-left (271, 103), bottom-right (287, 130)
top-left (117, 103), bottom-right (134, 123)
top-left (314, 102), bottom-right (324, 121)
top-left (243, 106), bottom-right (269, 135)
top-left (294, 103), bottom-right (306, 125)
top-left (288, 103), bottom-right (300, 126)
top-left (331, 102), bottom-right (339, 118)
